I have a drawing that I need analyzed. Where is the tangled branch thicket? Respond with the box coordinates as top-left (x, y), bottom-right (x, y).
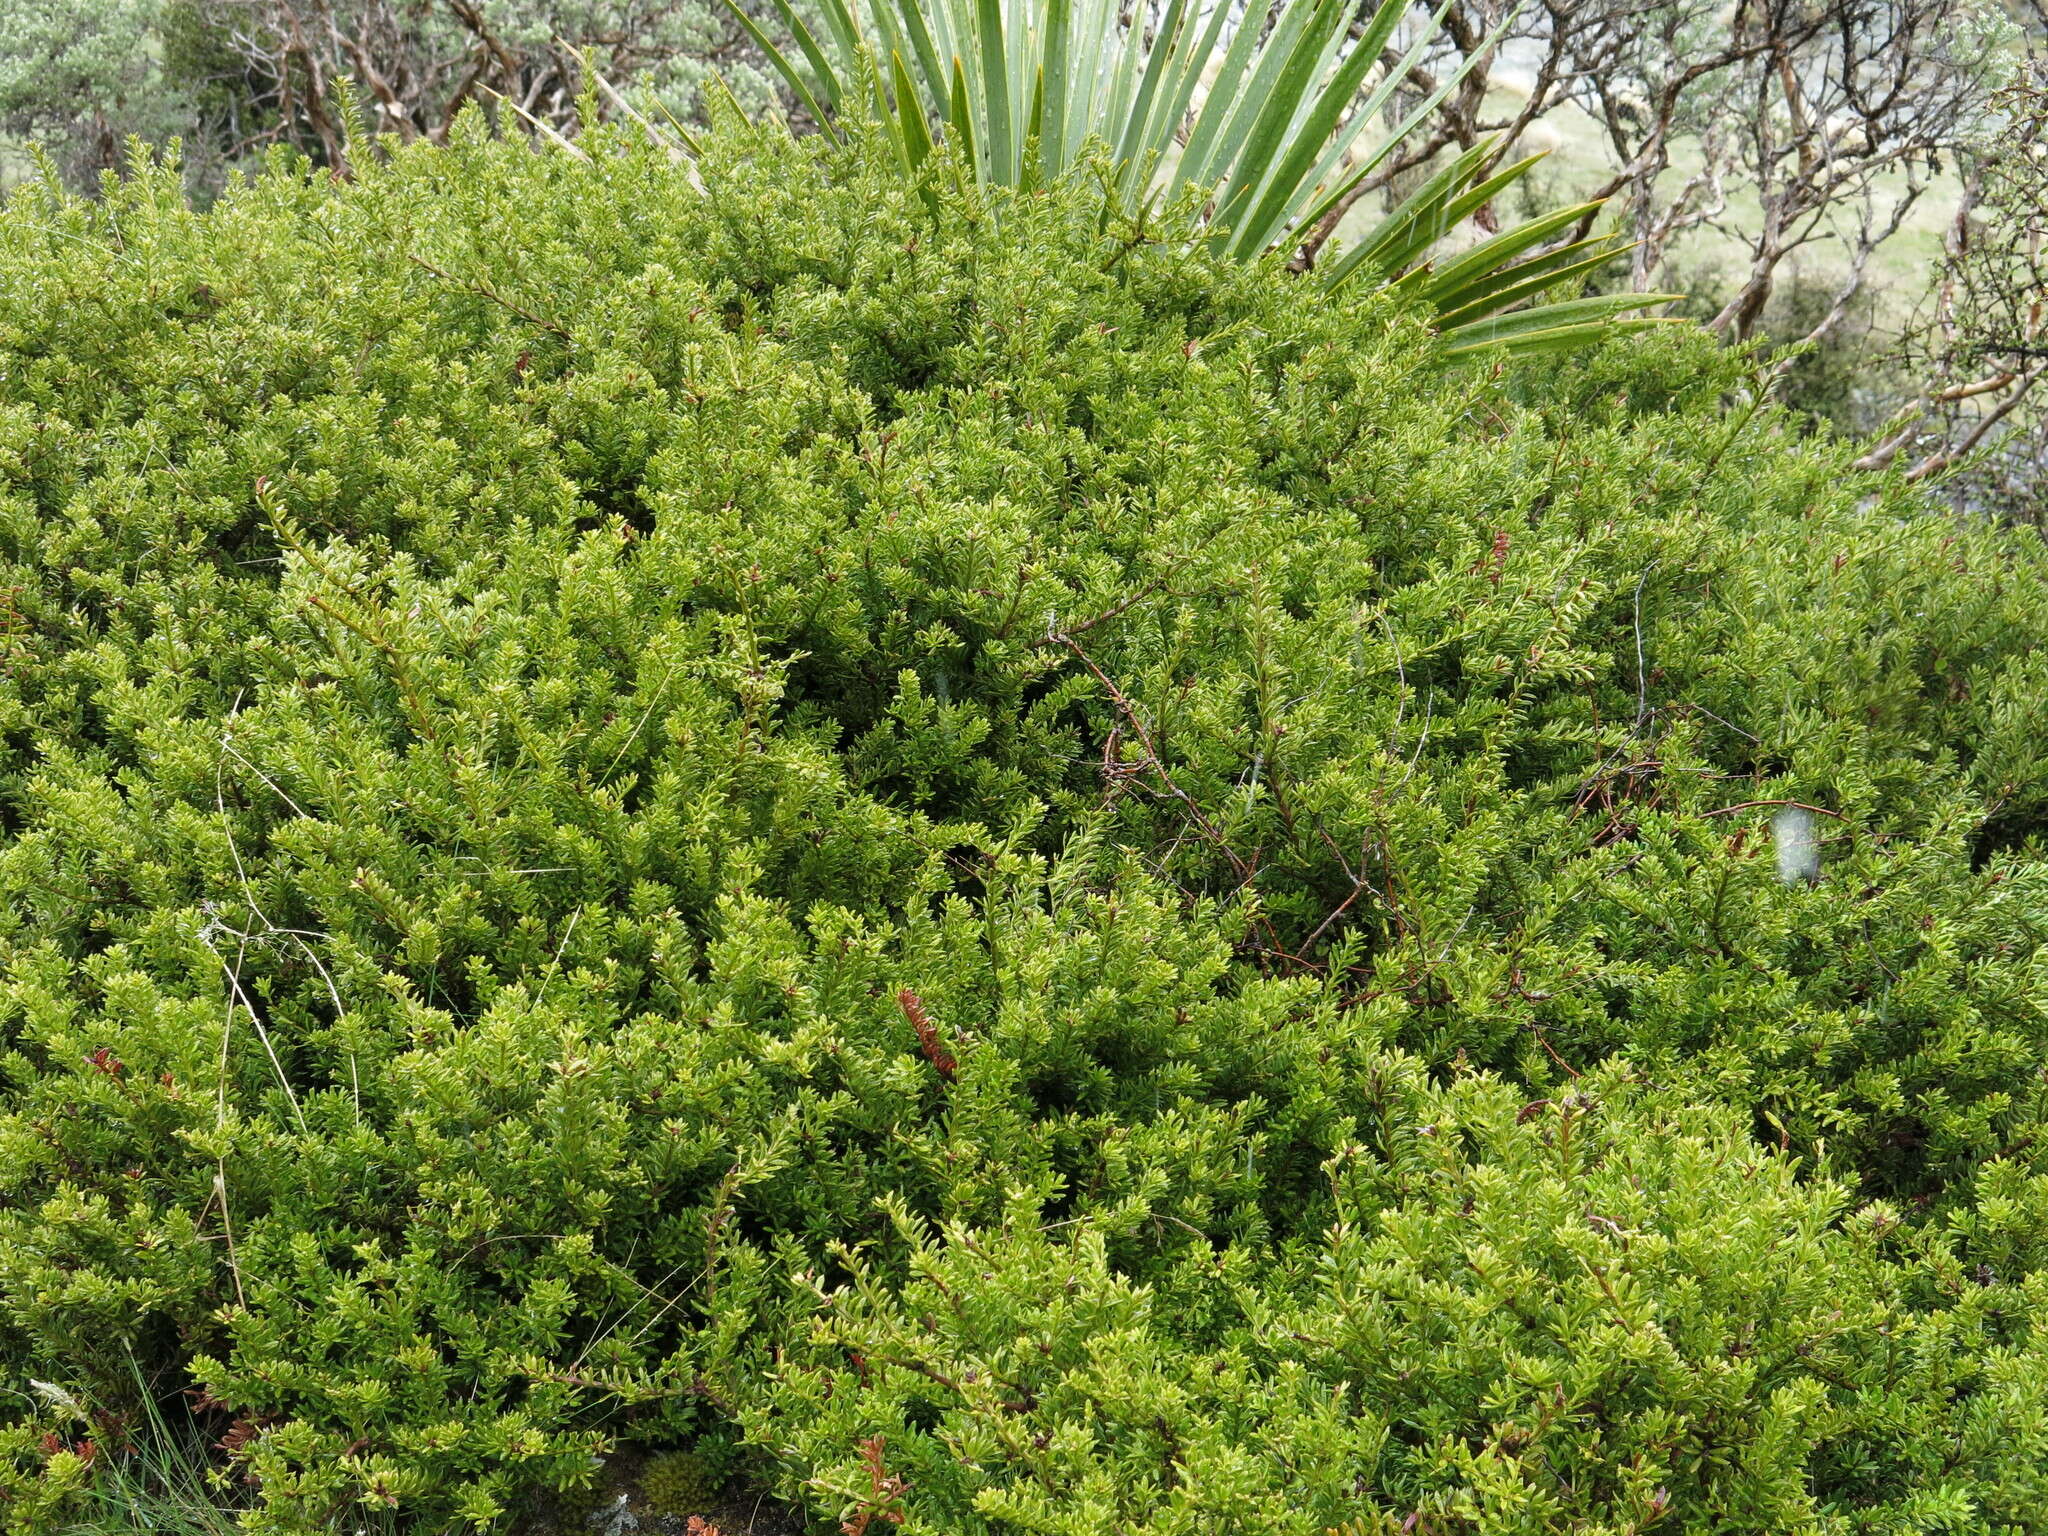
top-left (1857, 56), bottom-right (2048, 501)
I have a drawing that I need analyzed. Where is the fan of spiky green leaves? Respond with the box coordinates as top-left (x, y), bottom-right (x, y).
top-left (714, 0), bottom-right (1681, 355)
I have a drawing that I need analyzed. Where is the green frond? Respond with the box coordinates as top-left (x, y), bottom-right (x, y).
top-left (605, 0), bottom-right (1686, 361)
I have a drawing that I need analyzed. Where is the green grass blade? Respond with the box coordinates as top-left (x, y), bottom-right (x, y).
top-left (881, 0), bottom-right (950, 103)
top-left (1440, 313), bottom-right (1684, 358)
top-left (648, 92), bottom-right (707, 154)
top-left (1023, 61), bottom-right (1046, 187)
top-left (1008, 0), bottom-right (1032, 161)
top-left (813, 0), bottom-right (867, 66)
top-left (1112, 0), bottom-right (1195, 175)
top-left (1337, 0), bottom-right (1496, 189)
top-left (1150, 0), bottom-right (1238, 170)
top-left (1333, 141), bottom-right (1495, 283)
top-left (1347, 0), bottom-right (1415, 72)
top-left (764, 0), bottom-right (847, 107)
top-left (1098, 1), bottom-right (1152, 191)
top-left (891, 48), bottom-right (937, 173)
top-left (975, 0), bottom-right (1016, 183)
top-left (1376, 150), bottom-right (1546, 272)
top-left (1417, 200), bottom-right (1607, 303)
top-left (1438, 292), bottom-right (1685, 353)
top-left (1286, 156), bottom-right (1380, 262)
top-left (1430, 239), bottom-right (1633, 326)
top-left (1215, 0), bottom-right (1433, 248)
top-left (1063, 0), bottom-right (1109, 157)
top-left (717, 0), bottom-right (842, 136)
top-left (1177, 0), bottom-right (1289, 194)
top-left (1041, 0), bottom-right (1072, 175)
top-left (1329, 146), bottom-right (1559, 291)
top-left (1220, 0), bottom-right (1398, 256)
top-left (1192, 0), bottom-right (1332, 223)
top-left (949, 53), bottom-right (979, 170)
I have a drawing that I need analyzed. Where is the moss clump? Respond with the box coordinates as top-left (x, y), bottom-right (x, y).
top-left (639, 1450), bottom-right (723, 1520)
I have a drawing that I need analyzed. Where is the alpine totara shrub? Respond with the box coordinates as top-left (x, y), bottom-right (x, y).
top-left (2, 121), bottom-right (2047, 1533)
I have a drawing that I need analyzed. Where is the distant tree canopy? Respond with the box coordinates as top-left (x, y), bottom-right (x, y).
top-left (0, 0), bottom-right (190, 179)
top-left (0, 0), bottom-right (785, 187)
top-left (1858, 56), bottom-right (2048, 500)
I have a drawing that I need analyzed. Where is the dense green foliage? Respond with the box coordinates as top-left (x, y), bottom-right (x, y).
top-left (727, 0), bottom-right (1681, 355)
top-left (3, 122), bottom-right (2048, 1535)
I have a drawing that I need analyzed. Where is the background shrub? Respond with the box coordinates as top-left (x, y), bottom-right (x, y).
top-left (2, 121), bottom-right (2048, 1533)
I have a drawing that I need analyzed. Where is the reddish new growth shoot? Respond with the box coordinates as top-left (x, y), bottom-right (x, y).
top-left (897, 988), bottom-right (956, 1082)
top-left (841, 1434), bottom-right (909, 1536)
top-left (1484, 528), bottom-right (1510, 584)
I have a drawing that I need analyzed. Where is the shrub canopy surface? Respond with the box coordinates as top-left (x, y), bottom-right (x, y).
top-left (3, 123), bottom-right (2048, 1535)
